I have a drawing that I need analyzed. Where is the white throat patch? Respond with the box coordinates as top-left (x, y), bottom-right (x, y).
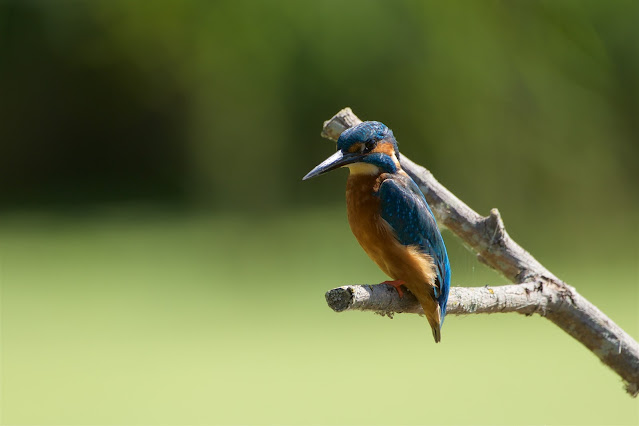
top-left (347, 163), bottom-right (380, 175)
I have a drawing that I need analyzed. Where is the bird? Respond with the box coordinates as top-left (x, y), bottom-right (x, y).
top-left (303, 121), bottom-right (451, 342)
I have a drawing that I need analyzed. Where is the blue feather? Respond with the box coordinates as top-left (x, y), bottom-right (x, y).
top-left (377, 173), bottom-right (451, 321)
top-left (362, 153), bottom-right (397, 173)
top-left (337, 121), bottom-right (400, 160)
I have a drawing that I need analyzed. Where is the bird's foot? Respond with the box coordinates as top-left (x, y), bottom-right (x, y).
top-left (381, 280), bottom-right (406, 298)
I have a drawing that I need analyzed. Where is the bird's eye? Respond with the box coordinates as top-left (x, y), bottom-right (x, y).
top-left (364, 141), bottom-right (376, 152)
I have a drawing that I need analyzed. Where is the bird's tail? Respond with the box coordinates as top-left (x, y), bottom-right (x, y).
top-left (420, 299), bottom-right (442, 343)
top-left (408, 283), bottom-right (443, 343)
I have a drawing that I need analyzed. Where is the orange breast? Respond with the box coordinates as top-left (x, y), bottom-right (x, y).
top-left (345, 174), bottom-right (436, 287)
top-left (346, 172), bottom-right (441, 337)
top-left (345, 174), bottom-right (389, 274)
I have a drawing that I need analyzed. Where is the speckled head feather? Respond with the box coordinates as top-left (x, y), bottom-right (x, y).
top-left (337, 121), bottom-right (400, 160)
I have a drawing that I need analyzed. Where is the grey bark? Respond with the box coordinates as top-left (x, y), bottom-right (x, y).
top-left (320, 107), bottom-right (639, 397)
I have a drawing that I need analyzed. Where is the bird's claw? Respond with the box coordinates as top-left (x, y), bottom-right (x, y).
top-left (381, 280), bottom-right (406, 298)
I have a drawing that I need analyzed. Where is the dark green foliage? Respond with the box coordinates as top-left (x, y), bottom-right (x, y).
top-left (0, 0), bottom-right (636, 220)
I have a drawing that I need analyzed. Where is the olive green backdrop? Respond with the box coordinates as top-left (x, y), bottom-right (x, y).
top-left (1, 1), bottom-right (637, 425)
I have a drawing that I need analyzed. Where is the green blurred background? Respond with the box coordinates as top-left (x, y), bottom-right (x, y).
top-left (1, 0), bottom-right (638, 424)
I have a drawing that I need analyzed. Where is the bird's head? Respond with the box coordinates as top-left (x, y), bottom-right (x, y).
top-left (303, 121), bottom-right (401, 180)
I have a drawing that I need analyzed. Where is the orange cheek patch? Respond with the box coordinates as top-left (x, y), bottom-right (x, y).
top-left (348, 143), bottom-right (363, 153)
top-left (373, 142), bottom-right (396, 156)
top-left (372, 142), bottom-right (400, 166)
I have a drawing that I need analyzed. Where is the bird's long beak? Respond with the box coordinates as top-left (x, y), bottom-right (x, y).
top-left (302, 150), bottom-right (363, 180)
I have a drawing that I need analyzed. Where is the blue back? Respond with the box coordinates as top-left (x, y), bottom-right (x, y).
top-left (378, 173), bottom-right (451, 321)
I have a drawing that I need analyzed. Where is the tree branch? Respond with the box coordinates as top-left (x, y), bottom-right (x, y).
top-left (326, 282), bottom-right (560, 317)
top-left (320, 107), bottom-right (639, 397)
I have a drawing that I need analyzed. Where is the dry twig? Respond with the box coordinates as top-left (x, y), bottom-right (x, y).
top-left (321, 107), bottom-right (639, 397)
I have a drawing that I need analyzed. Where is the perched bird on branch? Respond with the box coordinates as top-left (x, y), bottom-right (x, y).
top-left (303, 121), bottom-right (451, 342)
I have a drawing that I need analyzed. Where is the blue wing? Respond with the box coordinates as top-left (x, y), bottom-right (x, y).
top-left (377, 174), bottom-right (451, 320)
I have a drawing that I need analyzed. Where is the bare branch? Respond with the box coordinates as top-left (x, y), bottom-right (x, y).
top-left (320, 107), bottom-right (639, 397)
top-left (326, 282), bottom-right (555, 316)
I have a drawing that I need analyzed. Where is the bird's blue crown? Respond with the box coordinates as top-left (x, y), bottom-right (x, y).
top-left (337, 121), bottom-right (400, 160)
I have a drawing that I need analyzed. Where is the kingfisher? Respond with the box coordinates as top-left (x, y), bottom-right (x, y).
top-left (303, 121), bottom-right (451, 342)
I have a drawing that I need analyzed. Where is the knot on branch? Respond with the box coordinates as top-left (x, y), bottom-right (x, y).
top-left (522, 278), bottom-right (578, 317)
top-left (483, 208), bottom-right (507, 245)
top-left (320, 107), bottom-right (361, 141)
top-left (549, 279), bottom-right (577, 306)
top-left (476, 208), bottom-right (514, 273)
